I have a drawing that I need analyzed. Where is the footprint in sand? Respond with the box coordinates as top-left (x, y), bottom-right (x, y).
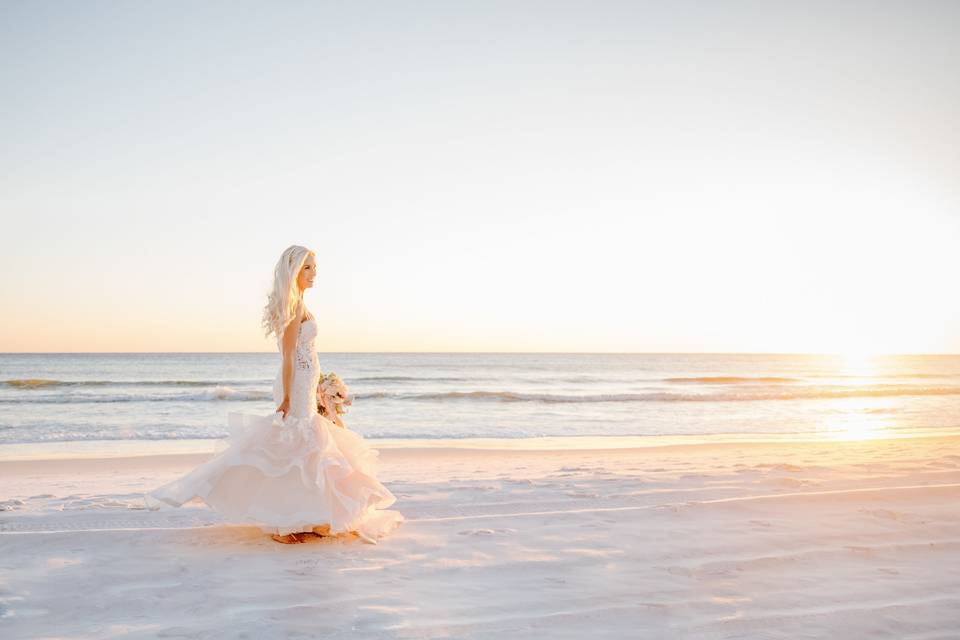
top-left (771, 463), bottom-right (804, 472)
top-left (458, 528), bottom-right (516, 536)
top-left (455, 484), bottom-right (499, 492)
top-left (846, 546), bottom-right (875, 554)
top-left (860, 508), bottom-right (925, 524)
top-left (770, 477), bottom-right (806, 488)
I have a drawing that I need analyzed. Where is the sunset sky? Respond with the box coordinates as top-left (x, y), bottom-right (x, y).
top-left (2, 1), bottom-right (958, 353)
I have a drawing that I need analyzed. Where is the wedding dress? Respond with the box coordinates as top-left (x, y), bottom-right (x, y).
top-left (145, 317), bottom-right (404, 544)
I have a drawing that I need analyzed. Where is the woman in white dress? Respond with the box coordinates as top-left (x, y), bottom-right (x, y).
top-left (146, 245), bottom-right (404, 544)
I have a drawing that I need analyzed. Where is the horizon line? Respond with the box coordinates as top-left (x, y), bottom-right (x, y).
top-left (2, 351), bottom-right (959, 357)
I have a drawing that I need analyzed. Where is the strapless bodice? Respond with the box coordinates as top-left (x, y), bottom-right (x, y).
top-left (273, 318), bottom-right (321, 417)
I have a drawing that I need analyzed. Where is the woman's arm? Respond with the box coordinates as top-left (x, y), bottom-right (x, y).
top-left (275, 314), bottom-right (301, 418)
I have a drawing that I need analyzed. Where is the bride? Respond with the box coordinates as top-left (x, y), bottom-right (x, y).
top-left (146, 245), bottom-right (404, 544)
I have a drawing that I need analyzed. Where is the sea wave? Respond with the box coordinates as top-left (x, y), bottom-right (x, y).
top-left (664, 376), bottom-right (800, 384)
top-left (0, 385), bottom-right (272, 404)
top-left (664, 374), bottom-right (959, 384)
top-left (4, 379), bottom-right (69, 388)
top-left (3, 378), bottom-right (267, 389)
top-left (356, 386), bottom-right (960, 403)
top-left (0, 431), bottom-right (228, 444)
top-left (352, 375), bottom-right (470, 383)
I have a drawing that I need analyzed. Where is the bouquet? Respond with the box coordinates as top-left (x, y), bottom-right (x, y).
top-left (317, 372), bottom-right (352, 428)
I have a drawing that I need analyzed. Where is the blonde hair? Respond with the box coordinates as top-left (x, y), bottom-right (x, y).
top-left (261, 245), bottom-right (313, 341)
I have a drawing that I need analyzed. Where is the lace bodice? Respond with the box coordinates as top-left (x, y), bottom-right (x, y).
top-left (273, 318), bottom-right (320, 418)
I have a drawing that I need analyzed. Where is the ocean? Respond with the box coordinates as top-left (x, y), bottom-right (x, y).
top-left (2, 353), bottom-right (959, 456)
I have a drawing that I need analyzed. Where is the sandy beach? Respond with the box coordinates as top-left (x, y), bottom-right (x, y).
top-left (2, 434), bottom-right (959, 638)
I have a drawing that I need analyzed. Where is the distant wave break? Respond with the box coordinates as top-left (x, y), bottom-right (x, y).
top-left (358, 386), bottom-right (960, 403)
top-left (3, 379), bottom-right (264, 388)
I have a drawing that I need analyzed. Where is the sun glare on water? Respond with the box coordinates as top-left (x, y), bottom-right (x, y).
top-left (823, 352), bottom-right (895, 441)
top-left (826, 399), bottom-right (890, 441)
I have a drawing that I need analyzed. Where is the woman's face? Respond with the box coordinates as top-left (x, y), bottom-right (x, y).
top-left (297, 253), bottom-right (316, 290)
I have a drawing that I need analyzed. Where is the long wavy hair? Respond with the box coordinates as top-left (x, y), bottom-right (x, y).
top-left (261, 245), bottom-right (314, 341)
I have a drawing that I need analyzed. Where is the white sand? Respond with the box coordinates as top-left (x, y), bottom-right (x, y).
top-left (2, 434), bottom-right (959, 638)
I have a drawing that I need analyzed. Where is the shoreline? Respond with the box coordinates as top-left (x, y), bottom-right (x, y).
top-left (2, 426), bottom-right (960, 462)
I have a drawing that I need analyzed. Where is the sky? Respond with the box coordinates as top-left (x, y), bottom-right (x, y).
top-left (1, 1), bottom-right (958, 353)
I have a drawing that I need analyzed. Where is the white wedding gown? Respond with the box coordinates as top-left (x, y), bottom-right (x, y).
top-left (145, 318), bottom-right (404, 544)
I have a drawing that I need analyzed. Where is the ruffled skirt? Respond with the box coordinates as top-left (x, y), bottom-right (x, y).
top-left (145, 410), bottom-right (404, 543)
